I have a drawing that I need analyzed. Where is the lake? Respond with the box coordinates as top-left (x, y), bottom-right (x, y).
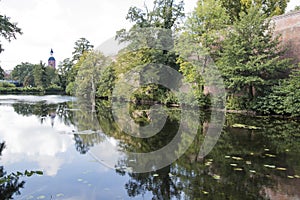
top-left (0, 95), bottom-right (300, 200)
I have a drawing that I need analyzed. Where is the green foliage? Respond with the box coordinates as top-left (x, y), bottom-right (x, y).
top-left (72, 37), bottom-right (94, 63)
top-left (75, 51), bottom-right (111, 100)
top-left (220, 0), bottom-right (289, 22)
top-left (0, 14), bottom-right (22, 53)
top-left (254, 69), bottom-right (300, 116)
top-left (0, 81), bottom-right (15, 88)
top-left (57, 58), bottom-right (72, 90)
top-left (96, 64), bottom-right (116, 98)
top-left (10, 62), bottom-right (35, 86)
top-left (217, 6), bottom-right (291, 102)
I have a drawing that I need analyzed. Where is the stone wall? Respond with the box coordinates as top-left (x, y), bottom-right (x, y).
top-left (272, 11), bottom-right (300, 64)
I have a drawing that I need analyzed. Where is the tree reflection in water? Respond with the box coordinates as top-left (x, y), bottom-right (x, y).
top-left (0, 142), bottom-right (25, 200)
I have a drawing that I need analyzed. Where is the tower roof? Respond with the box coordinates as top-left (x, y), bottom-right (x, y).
top-left (48, 56), bottom-right (55, 61)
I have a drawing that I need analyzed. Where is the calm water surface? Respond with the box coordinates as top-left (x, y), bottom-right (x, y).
top-left (0, 95), bottom-right (300, 200)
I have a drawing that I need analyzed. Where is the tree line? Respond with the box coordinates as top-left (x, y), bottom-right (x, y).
top-left (1, 0), bottom-right (299, 116)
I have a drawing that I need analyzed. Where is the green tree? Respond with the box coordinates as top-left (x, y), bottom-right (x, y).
top-left (10, 62), bottom-right (35, 86)
top-left (72, 37), bottom-right (94, 63)
top-left (57, 58), bottom-right (72, 90)
top-left (33, 61), bottom-right (48, 88)
top-left (0, 14), bottom-right (22, 53)
top-left (220, 0), bottom-right (289, 22)
top-left (75, 51), bottom-right (111, 110)
top-left (217, 7), bottom-right (291, 105)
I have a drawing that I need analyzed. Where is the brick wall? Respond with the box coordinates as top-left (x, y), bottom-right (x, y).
top-left (272, 11), bottom-right (300, 64)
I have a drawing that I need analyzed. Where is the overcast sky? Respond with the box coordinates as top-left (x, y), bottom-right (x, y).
top-left (1, 0), bottom-right (299, 70)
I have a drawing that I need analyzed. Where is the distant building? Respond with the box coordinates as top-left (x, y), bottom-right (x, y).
top-left (272, 10), bottom-right (300, 65)
top-left (48, 48), bottom-right (56, 68)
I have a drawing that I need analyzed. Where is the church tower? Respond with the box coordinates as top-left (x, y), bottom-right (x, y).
top-left (48, 49), bottom-right (56, 68)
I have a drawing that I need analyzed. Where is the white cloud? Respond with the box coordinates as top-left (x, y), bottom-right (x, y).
top-left (0, 0), bottom-right (198, 70)
top-left (0, 106), bottom-right (75, 176)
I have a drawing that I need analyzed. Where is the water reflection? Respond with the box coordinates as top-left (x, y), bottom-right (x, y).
top-left (0, 95), bottom-right (300, 199)
top-left (0, 142), bottom-right (25, 199)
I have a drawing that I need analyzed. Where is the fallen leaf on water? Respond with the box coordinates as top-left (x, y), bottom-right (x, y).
top-left (276, 167), bottom-right (287, 171)
top-left (213, 174), bottom-right (221, 180)
top-left (56, 193), bottom-right (64, 197)
top-left (202, 191), bottom-right (209, 195)
top-left (265, 154), bottom-right (276, 158)
top-left (232, 156), bottom-right (243, 161)
top-left (234, 168), bottom-right (243, 171)
top-left (264, 165), bottom-right (276, 169)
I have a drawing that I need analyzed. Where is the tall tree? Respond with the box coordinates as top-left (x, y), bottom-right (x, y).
top-left (33, 61), bottom-right (48, 88)
top-left (217, 6), bottom-right (291, 102)
top-left (219, 0), bottom-right (289, 22)
top-left (0, 14), bottom-right (22, 53)
top-left (72, 37), bottom-right (94, 63)
top-left (57, 58), bottom-right (72, 90)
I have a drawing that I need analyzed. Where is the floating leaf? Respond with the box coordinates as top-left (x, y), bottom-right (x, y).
top-left (276, 167), bottom-right (287, 171)
top-left (232, 156), bottom-right (243, 161)
top-left (212, 174), bottom-right (220, 180)
top-left (264, 164), bottom-right (276, 169)
top-left (233, 168), bottom-right (243, 171)
top-left (265, 154), bottom-right (276, 158)
top-left (56, 193), bottom-right (64, 197)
